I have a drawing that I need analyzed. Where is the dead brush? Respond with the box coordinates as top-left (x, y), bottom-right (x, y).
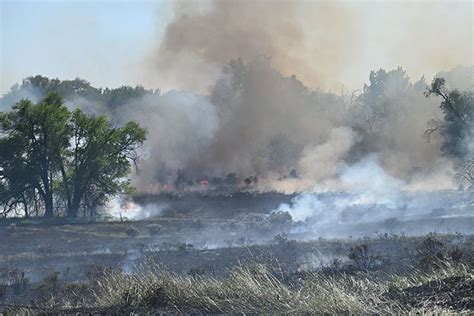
top-left (7, 262), bottom-right (473, 314)
top-left (92, 263), bottom-right (390, 314)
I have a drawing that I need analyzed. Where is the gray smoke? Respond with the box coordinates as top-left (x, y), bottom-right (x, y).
top-left (101, 61), bottom-right (472, 195)
top-left (110, 90), bottom-right (219, 192)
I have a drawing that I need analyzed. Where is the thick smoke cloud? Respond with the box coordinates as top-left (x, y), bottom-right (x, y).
top-left (130, 0), bottom-right (473, 197)
top-left (145, 0), bottom-right (358, 92)
top-left (144, 1), bottom-right (473, 93)
top-left (111, 91), bottom-right (219, 192)
top-left (189, 58), bottom-right (345, 180)
top-left (115, 61), bottom-right (470, 196)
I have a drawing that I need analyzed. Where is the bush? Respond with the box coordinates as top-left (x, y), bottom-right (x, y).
top-left (188, 267), bottom-right (206, 277)
top-left (125, 226), bottom-right (140, 238)
top-left (448, 247), bottom-right (465, 263)
top-left (0, 280), bottom-right (6, 298)
top-left (33, 272), bottom-right (60, 303)
top-left (417, 236), bottom-right (446, 268)
top-left (348, 244), bottom-right (384, 271)
top-left (383, 217), bottom-right (399, 233)
top-left (8, 270), bottom-right (30, 295)
top-left (148, 224), bottom-right (162, 236)
top-left (178, 243), bottom-right (194, 253)
top-left (61, 282), bottom-right (91, 306)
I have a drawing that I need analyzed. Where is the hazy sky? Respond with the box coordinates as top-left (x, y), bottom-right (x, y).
top-left (1, 0), bottom-right (173, 94)
top-left (1, 0), bottom-right (473, 95)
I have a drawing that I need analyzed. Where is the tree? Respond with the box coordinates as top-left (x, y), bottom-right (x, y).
top-left (426, 78), bottom-right (474, 189)
top-left (351, 67), bottom-right (411, 138)
top-left (59, 110), bottom-right (146, 217)
top-left (0, 94), bottom-right (71, 217)
top-left (425, 78), bottom-right (473, 159)
top-left (0, 132), bottom-right (37, 217)
top-left (0, 93), bottom-right (146, 218)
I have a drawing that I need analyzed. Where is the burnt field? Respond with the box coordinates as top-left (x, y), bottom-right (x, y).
top-left (1, 0), bottom-right (473, 311)
top-left (1, 192), bottom-right (474, 314)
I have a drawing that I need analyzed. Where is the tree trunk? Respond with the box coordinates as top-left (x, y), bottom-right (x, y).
top-left (44, 193), bottom-right (54, 218)
top-left (67, 206), bottom-right (79, 218)
top-left (23, 199), bottom-right (29, 219)
top-left (67, 197), bottom-right (81, 218)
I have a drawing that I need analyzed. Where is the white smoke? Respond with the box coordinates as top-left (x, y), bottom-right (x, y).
top-left (300, 127), bottom-right (358, 183)
top-left (277, 155), bottom-right (405, 222)
top-left (338, 156), bottom-right (405, 207)
top-left (106, 196), bottom-right (167, 220)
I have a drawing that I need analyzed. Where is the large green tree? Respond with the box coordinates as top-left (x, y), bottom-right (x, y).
top-left (0, 130), bottom-right (38, 217)
top-left (0, 94), bottom-right (70, 217)
top-left (59, 110), bottom-right (146, 217)
top-left (0, 93), bottom-right (146, 218)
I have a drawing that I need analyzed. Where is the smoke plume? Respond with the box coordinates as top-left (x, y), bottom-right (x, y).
top-left (144, 1), bottom-right (472, 93)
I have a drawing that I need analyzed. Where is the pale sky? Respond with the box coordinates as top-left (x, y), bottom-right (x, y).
top-left (0, 0), bottom-right (173, 94)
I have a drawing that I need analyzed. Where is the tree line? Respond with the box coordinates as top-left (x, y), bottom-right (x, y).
top-left (0, 75), bottom-right (160, 110)
top-left (0, 66), bottom-right (472, 218)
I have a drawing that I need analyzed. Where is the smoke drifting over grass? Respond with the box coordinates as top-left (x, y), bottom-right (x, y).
top-left (277, 155), bottom-right (406, 221)
top-left (275, 155), bottom-right (473, 237)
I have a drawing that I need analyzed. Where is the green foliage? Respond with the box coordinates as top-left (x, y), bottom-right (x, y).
top-left (61, 110), bottom-right (146, 217)
top-left (0, 93), bottom-right (146, 218)
top-left (8, 270), bottom-right (30, 295)
top-left (0, 94), bottom-right (70, 217)
top-left (425, 78), bottom-right (474, 188)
